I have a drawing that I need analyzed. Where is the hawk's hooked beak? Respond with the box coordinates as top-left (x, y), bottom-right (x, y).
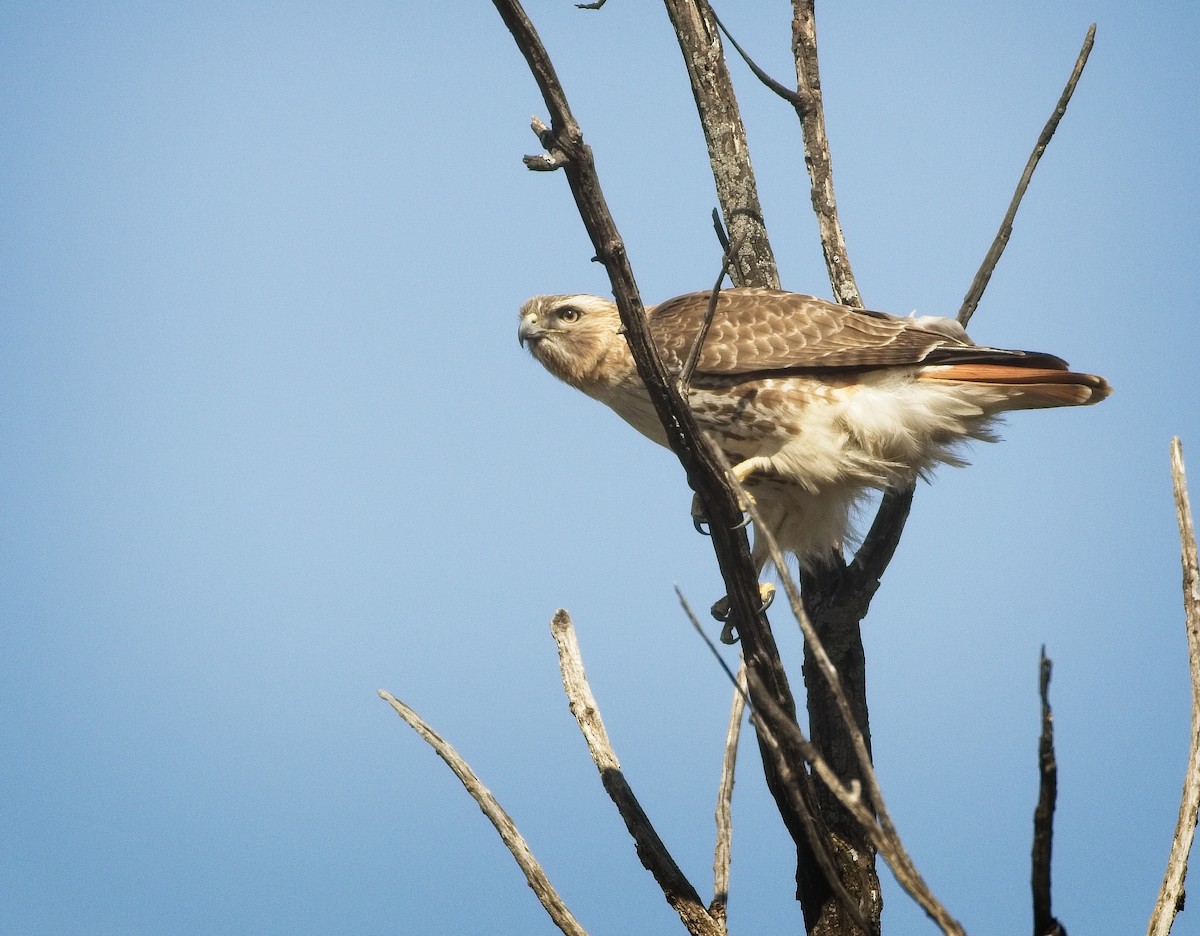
top-left (518, 314), bottom-right (541, 349)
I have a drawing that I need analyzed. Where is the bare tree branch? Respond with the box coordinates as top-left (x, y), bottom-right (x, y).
top-left (662, 0), bottom-right (780, 290)
top-left (789, 0), bottom-right (861, 309)
top-left (799, 24), bottom-right (1097, 626)
top-left (740, 675), bottom-right (879, 936)
top-left (710, 660), bottom-right (747, 929)
top-left (1031, 649), bottom-right (1063, 936)
top-left (549, 610), bottom-right (725, 936)
top-left (847, 483), bottom-right (917, 592)
top-left (782, 11), bottom-right (892, 925)
top-left (958, 25), bottom-right (1096, 327)
top-left (679, 237), bottom-right (736, 391)
top-left (705, 6), bottom-right (810, 110)
top-left (660, 5), bottom-right (880, 924)
top-left (378, 691), bottom-right (590, 936)
top-left (1148, 438), bottom-right (1200, 936)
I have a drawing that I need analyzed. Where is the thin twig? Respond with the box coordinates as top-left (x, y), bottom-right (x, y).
top-left (680, 238), bottom-right (736, 390)
top-left (677, 585), bottom-right (744, 692)
top-left (706, 6), bottom-right (809, 109)
top-left (549, 610), bottom-right (725, 936)
top-left (870, 47), bottom-right (1105, 774)
top-left (1031, 648), bottom-right (1063, 936)
top-left (378, 691), bottom-right (590, 936)
top-left (1148, 438), bottom-right (1200, 936)
top-left (711, 660), bottom-right (747, 929)
top-left (958, 25), bottom-right (1096, 327)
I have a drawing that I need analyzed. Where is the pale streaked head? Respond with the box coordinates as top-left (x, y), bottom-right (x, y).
top-left (517, 294), bottom-right (627, 392)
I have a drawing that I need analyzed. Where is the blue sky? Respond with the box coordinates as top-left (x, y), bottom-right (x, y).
top-left (2, 3), bottom-right (1198, 934)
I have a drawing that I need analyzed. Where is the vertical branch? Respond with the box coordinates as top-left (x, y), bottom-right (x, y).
top-left (710, 660), bottom-right (747, 928)
top-left (1031, 649), bottom-right (1063, 936)
top-left (789, 0), bottom-right (861, 309)
top-left (788, 0), bottom-right (919, 600)
top-left (661, 0), bottom-right (780, 289)
top-left (785, 6), bottom-right (889, 931)
top-left (1148, 438), bottom-right (1200, 936)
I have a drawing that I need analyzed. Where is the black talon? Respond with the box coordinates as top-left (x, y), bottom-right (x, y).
top-left (759, 589), bottom-right (776, 614)
top-left (693, 517), bottom-right (711, 535)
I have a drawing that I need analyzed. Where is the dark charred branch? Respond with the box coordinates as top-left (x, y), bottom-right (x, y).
top-left (1031, 649), bottom-right (1063, 936)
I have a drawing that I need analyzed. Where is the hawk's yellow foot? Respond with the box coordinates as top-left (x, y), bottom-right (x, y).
top-left (709, 581), bottom-right (776, 622)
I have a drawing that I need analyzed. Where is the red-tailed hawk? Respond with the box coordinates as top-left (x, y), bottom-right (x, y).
top-left (518, 287), bottom-right (1109, 571)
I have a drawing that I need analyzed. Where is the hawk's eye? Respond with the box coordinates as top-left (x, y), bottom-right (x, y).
top-left (558, 307), bottom-right (581, 324)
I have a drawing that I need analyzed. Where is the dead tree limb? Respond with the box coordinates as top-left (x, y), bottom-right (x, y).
top-left (550, 610), bottom-right (725, 936)
top-left (785, 6), bottom-right (886, 929)
top-left (1148, 438), bottom-right (1200, 936)
top-left (785, 20), bottom-right (1100, 930)
top-left (959, 25), bottom-right (1097, 327)
top-left (789, 0), bottom-right (861, 309)
top-left (660, 4), bottom-right (871, 925)
top-left (748, 677), bottom-right (965, 936)
top-left (1031, 649), bottom-right (1063, 936)
top-left (377, 691), bottom-right (590, 936)
top-left (710, 659), bottom-right (747, 928)
top-left (661, 0), bottom-right (780, 290)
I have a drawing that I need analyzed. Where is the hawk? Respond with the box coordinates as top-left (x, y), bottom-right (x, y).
top-left (518, 287), bottom-right (1109, 572)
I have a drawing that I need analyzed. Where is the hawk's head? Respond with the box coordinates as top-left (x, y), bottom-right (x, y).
top-left (518, 294), bottom-right (627, 392)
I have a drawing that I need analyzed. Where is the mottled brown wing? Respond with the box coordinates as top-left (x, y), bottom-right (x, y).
top-left (647, 287), bottom-right (1068, 374)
